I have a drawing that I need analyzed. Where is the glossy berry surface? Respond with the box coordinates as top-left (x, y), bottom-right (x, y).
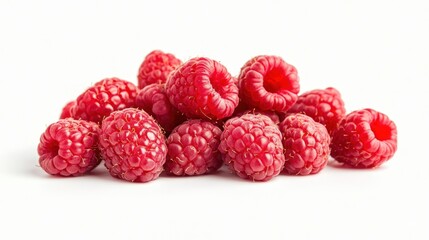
top-left (99, 108), bottom-right (167, 182)
top-left (330, 108), bottom-right (397, 168)
top-left (165, 119), bottom-right (223, 176)
top-left (135, 83), bottom-right (185, 134)
top-left (38, 118), bottom-right (101, 176)
top-left (288, 87), bottom-right (345, 135)
top-left (137, 50), bottom-right (182, 89)
top-left (219, 114), bottom-right (285, 181)
top-left (166, 57), bottom-right (239, 120)
top-left (73, 77), bottom-right (138, 124)
top-left (279, 114), bottom-right (330, 175)
top-left (238, 55), bottom-right (300, 112)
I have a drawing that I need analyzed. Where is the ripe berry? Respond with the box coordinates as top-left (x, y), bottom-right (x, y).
top-left (73, 77), bottom-right (138, 124)
top-left (238, 55), bottom-right (300, 112)
top-left (288, 87), bottom-right (346, 135)
top-left (60, 100), bottom-right (76, 119)
top-left (219, 114), bottom-right (285, 181)
top-left (37, 119), bottom-right (101, 176)
top-left (279, 114), bottom-right (330, 175)
top-left (166, 57), bottom-right (239, 120)
top-left (99, 108), bottom-right (167, 182)
top-left (137, 50), bottom-right (182, 89)
top-left (164, 120), bottom-right (223, 176)
top-left (330, 108), bottom-right (397, 168)
top-left (235, 109), bottom-right (281, 125)
top-left (135, 83), bottom-right (185, 134)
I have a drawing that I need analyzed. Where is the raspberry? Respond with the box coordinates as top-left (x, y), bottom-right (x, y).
top-left (135, 83), bottom-right (185, 134)
top-left (238, 55), bottom-right (300, 112)
top-left (164, 120), bottom-right (223, 176)
top-left (166, 57), bottom-right (239, 120)
top-left (279, 114), bottom-right (331, 175)
top-left (99, 108), bottom-right (167, 182)
top-left (37, 118), bottom-right (101, 176)
top-left (287, 87), bottom-right (346, 135)
top-left (330, 108), bottom-right (398, 168)
top-left (218, 114), bottom-right (285, 181)
top-left (73, 77), bottom-right (138, 124)
top-left (137, 50), bottom-right (182, 89)
top-left (60, 100), bottom-right (76, 119)
top-left (235, 109), bottom-right (281, 125)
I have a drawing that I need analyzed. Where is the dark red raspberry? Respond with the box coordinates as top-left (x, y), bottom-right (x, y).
top-left (238, 55), bottom-right (300, 112)
top-left (135, 83), bottom-right (185, 134)
top-left (137, 50), bottom-right (182, 89)
top-left (279, 114), bottom-right (331, 175)
top-left (164, 120), bottom-right (222, 176)
top-left (330, 108), bottom-right (397, 168)
top-left (288, 87), bottom-right (346, 135)
top-left (37, 118), bottom-right (101, 176)
top-left (166, 57), bottom-right (239, 120)
top-left (72, 77), bottom-right (138, 124)
top-left (99, 108), bottom-right (167, 182)
top-left (60, 100), bottom-right (76, 119)
top-left (218, 114), bottom-right (285, 181)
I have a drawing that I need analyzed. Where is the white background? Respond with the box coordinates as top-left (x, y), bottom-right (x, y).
top-left (1, 0), bottom-right (428, 239)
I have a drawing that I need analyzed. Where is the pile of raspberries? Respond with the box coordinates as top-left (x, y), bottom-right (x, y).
top-left (37, 50), bottom-right (398, 182)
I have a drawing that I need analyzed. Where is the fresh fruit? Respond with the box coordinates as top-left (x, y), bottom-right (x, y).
top-left (37, 118), bottom-right (101, 176)
top-left (330, 108), bottom-right (397, 168)
top-left (59, 100), bottom-right (76, 119)
top-left (99, 108), bottom-right (167, 182)
top-left (234, 109), bottom-right (281, 125)
top-left (287, 87), bottom-right (345, 135)
top-left (164, 119), bottom-right (223, 176)
top-left (279, 113), bottom-right (330, 175)
top-left (219, 114), bottom-right (285, 181)
top-left (238, 55), bottom-right (300, 112)
top-left (135, 83), bottom-right (185, 134)
top-left (166, 57), bottom-right (239, 120)
top-left (72, 77), bottom-right (138, 124)
top-left (137, 50), bottom-right (182, 89)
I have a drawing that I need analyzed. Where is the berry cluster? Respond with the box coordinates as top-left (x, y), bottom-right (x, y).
top-left (38, 50), bottom-right (398, 182)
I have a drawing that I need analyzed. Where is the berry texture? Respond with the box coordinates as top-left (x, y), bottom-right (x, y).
top-left (166, 57), bottom-right (239, 120)
top-left (238, 55), bottom-right (300, 112)
top-left (135, 84), bottom-right (185, 134)
top-left (137, 50), bottom-right (182, 89)
top-left (99, 108), bottom-right (167, 182)
top-left (279, 114), bottom-right (330, 175)
top-left (235, 109), bottom-right (281, 125)
top-left (219, 114), bottom-right (285, 181)
top-left (37, 119), bottom-right (101, 176)
top-left (73, 77), bottom-right (138, 124)
top-left (164, 120), bottom-right (223, 176)
top-left (330, 108), bottom-right (397, 168)
top-left (60, 100), bottom-right (76, 119)
top-left (288, 87), bottom-right (345, 135)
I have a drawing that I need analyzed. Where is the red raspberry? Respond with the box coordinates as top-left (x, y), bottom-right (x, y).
top-left (137, 50), bottom-right (182, 89)
top-left (279, 114), bottom-right (331, 175)
top-left (219, 114), bottom-right (285, 181)
top-left (287, 87), bottom-right (346, 135)
top-left (99, 108), bottom-right (167, 182)
top-left (73, 77), bottom-right (138, 124)
top-left (235, 109), bottom-right (280, 125)
top-left (135, 83), bottom-right (185, 134)
top-left (238, 55), bottom-right (300, 112)
top-left (164, 120), bottom-right (223, 176)
top-left (60, 100), bottom-right (76, 119)
top-left (330, 108), bottom-right (398, 168)
top-left (37, 118), bottom-right (101, 176)
top-left (166, 57), bottom-right (239, 120)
